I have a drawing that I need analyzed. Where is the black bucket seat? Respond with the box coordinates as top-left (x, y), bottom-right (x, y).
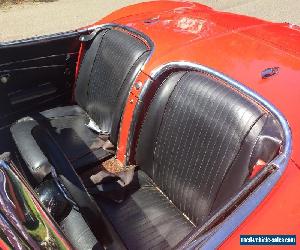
top-left (10, 27), bottom-right (151, 183)
top-left (97, 71), bottom-right (282, 249)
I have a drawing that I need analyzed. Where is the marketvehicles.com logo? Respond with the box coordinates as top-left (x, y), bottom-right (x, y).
top-left (240, 235), bottom-right (296, 246)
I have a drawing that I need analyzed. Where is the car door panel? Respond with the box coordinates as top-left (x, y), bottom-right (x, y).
top-left (0, 31), bottom-right (85, 126)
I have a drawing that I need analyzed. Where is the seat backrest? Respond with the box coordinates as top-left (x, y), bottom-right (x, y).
top-left (75, 28), bottom-right (150, 145)
top-left (136, 71), bottom-right (282, 226)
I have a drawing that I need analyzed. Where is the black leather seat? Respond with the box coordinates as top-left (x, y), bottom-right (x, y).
top-left (97, 71), bottom-right (282, 249)
top-left (11, 28), bottom-right (151, 183)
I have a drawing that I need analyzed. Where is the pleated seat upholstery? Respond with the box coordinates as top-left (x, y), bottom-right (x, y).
top-left (11, 28), bottom-right (151, 183)
top-left (97, 71), bottom-right (282, 249)
top-left (99, 170), bottom-right (195, 249)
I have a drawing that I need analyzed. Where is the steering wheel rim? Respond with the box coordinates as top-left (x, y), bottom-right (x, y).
top-left (33, 125), bottom-right (125, 249)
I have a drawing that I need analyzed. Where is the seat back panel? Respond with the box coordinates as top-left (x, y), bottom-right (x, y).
top-left (75, 29), bottom-right (150, 144)
top-left (136, 71), bottom-right (282, 225)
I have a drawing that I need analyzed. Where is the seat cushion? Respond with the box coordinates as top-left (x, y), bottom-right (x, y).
top-left (11, 105), bottom-right (112, 182)
top-left (136, 71), bottom-right (282, 226)
top-left (97, 171), bottom-right (195, 250)
top-left (40, 106), bottom-right (112, 170)
top-left (10, 27), bottom-right (153, 183)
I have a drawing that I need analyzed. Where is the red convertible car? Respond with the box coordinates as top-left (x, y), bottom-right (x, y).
top-left (0, 1), bottom-right (299, 249)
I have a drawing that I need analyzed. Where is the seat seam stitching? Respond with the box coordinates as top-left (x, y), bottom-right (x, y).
top-left (208, 112), bottom-right (266, 213)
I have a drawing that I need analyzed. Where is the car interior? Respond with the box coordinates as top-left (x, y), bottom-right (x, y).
top-left (0, 25), bottom-right (284, 249)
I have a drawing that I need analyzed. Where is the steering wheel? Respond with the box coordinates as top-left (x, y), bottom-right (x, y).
top-left (34, 126), bottom-right (124, 249)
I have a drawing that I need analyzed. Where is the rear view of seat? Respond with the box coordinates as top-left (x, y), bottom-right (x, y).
top-left (11, 28), bottom-right (151, 183)
top-left (97, 71), bottom-right (282, 249)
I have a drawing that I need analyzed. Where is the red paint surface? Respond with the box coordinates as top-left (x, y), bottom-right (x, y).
top-left (220, 160), bottom-right (300, 249)
top-left (117, 71), bottom-right (149, 164)
top-left (0, 239), bottom-right (10, 250)
top-left (85, 1), bottom-right (300, 248)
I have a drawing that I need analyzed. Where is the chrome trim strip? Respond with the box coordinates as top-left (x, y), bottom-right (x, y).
top-left (138, 61), bottom-right (292, 249)
top-left (82, 22), bottom-right (154, 49)
top-left (147, 61), bottom-right (291, 165)
top-left (0, 160), bottom-right (72, 249)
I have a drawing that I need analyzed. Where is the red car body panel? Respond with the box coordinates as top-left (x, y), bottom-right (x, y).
top-left (89, 1), bottom-right (300, 248)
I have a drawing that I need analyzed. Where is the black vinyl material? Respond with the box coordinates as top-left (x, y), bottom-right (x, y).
top-left (41, 106), bottom-right (111, 170)
top-left (95, 71), bottom-right (281, 249)
top-left (75, 29), bottom-right (150, 145)
top-left (10, 27), bottom-right (283, 249)
top-left (11, 28), bottom-right (150, 182)
top-left (0, 31), bottom-right (83, 128)
top-left (136, 71), bottom-right (282, 227)
top-left (11, 117), bottom-right (53, 183)
top-left (98, 170), bottom-right (195, 250)
top-left (31, 125), bottom-right (125, 249)
top-left (11, 106), bottom-right (111, 181)
top-left (61, 208), bottom-right (102, 250)
top-left (97, 72), bottom-right (282, 249)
